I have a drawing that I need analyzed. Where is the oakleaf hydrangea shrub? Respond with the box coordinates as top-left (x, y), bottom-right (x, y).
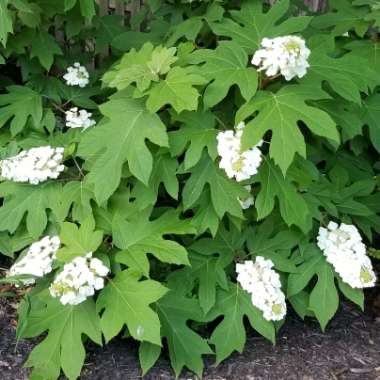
top-left (0, 0), bottom-right (379, 378)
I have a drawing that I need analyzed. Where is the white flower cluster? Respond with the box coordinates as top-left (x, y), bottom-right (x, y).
top-left (317, 221), bottom-right (376, 288)
top-left (217, 122), bottom-right (263, 182)
top-left (251, 36), bottom-right (310, 81)
top-left (239, 185), bottom-right (254, 209)
top-left (236, 257), bottom-right (286, 321)
top-left (8, 236), bottom-right (60, 285)
top-left (65, 107), bottom-right (96, 130)
top-left (63, 62), bottom-right (90, 87)
top-left (0, 146), bottom-right (65, 184)
top-left (49, 253), bottom-right (109, 305)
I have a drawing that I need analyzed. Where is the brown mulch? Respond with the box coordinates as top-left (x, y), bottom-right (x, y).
top-left (0, 293), bottom-right (380, 380)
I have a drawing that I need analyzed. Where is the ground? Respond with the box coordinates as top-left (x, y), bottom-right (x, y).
top-left (0, 294), bottom-right (379, 380)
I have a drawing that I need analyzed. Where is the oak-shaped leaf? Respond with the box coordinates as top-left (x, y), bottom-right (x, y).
top-left (0, 181), bottom-right (63, 238)
top-left (189, 42), bottom-right (258, 108)
top-left (156, 291), bottom-right (213, 376)
top-left (22, 294), bottom-right (102, 380)
top-left (97, 269), bottom-right (167, 344)
top-left (78, 91), bottom-right (168, 203)
top-left (210, 0), bottom-right (311, 53)
top-left (237, 85), bottom-right (339, 174)
top-left (112, 209), bottom-right (195, 276)
top-left (0, 85), bottom-right (43, 135)
top-left (207, 284), bottom-right (275, 364)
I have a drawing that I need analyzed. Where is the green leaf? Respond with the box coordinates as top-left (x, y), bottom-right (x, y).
top-left (169, 110), bottom-right (217, 170)
top-left (337, 278), bottom-right (364, 310)
top-left (97, 270), bottom-right (167, 344)
top-left (361, 93), bottom-right (380, 152)
top-left (312, 0), bottom-right (369, 37)
top-left (0, 182), bottom-right (62, 238)
top-left (78, 92), bottom-right (168, 203)
top-left (30, 31), bottom-right (63, 70)
top-left (253, 159), bottom-right (311, 232)
top-left (113, 209), bottom-right (194, 273)
top-left (189, 42), bottom-right (258, 108)
top-left (103, 43), bottom-right (177, 92)
top-left (146, 67), bottom-right (207, 113)
top-left (0, 85), bottom-right (43, 135)
top-left (139, 342), bottom-right (161, 375)
top-left (237, 85), bottom-right (339, 174)
top-left (79, 0), bottom-right (96, 21)
top-left (309, 261), bottom-right (339, 331)
top-left (303, 49), bottom-right (380, 104)
top-left (60, 181), bottom-right (94, 222)
top-left (182, 153), bottom-right (247, 219)
top-left (56, 219), bottom-right (103, 262)
top-left (211, 0), bottom-right (311, 52)
top-left (0, 1), bottom-right (13, 46)
top-left (23, 296), bottom-right (101, 380)
top-left (208, 285), bottom-right (275, 364)
top-left (131, 152), bottom-right (179, 209)
top-left (156, 291), bottom-right (212, 376)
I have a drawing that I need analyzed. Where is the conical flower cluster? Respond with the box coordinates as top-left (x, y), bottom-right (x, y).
top-left (49, 253), bottom-right (109, 305)
top-left (217, 122), bottom-right (263, 182)
top-left (317, 221), bottom-right (376, 288)
top-left (252, 36), bottom-right (310, 81)
top-left (8, 236), bottom-right (60, 285)
top-left (0, 146), bottom-right (65, 184)
top-left (236, 256), bottom-right (286, 321)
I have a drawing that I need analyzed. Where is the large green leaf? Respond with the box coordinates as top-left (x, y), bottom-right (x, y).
top-left (23, 295), bottom-right (101, 380)
top-left (103, 43), bottom-right (177, 92)
top-left (56, 219), bottom-right (103, 262)
top-left (211, 0), bottom-right (311, 53)
top-left (303, 49), bottom-right (380, 104)
top-left (0, 182), bottom-right (62, 238)
top-left (112, 209), bottom-right (195, 275)
top-left (169, 110), bottom-right (217, 170)
top-left (146, 67), bottom-right (207, 113)
top-left (97, 270), bottom-right (167, 344)
top-left (237, 85), bottom-right (339, 174)
top-left (312, 0), bottom-right (369, 36)
top-left (208, 285), bottom-right (275, 364)
top-left (189, 42), bottom-right (258, 108)
top-left (30, 30), bottom-right (62, 70)
top-left (309, 261), bottom-right (339, 331)
top-left (0, 86), bottom-right (43, 135)
top-left (78, 92), bottom-right (168, 203)
top-left (156, 291), bottom-right (213, 376)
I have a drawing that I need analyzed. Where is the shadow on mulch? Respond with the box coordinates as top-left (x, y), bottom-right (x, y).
top-left (0, 296), bottom-right (379, 380)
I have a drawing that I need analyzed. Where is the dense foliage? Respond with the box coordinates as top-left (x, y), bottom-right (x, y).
top-left (0, 0), bottom-right (379, 378)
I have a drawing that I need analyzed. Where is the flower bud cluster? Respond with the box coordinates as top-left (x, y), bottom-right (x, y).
top-left (217, 122), bottom-right (263, 182)
top-left (63, 62), bottom-right (90, 87)
top-left (49, 253), bottom-right (109, 305)
top-left (251, 36), bottom-right (310, 81)
top-left (236, 256), bottom-right (286, 321)
top-left (8, 236), bottom-right (60, 285)
top-left (317, 221), bottom-right (376, 288)
top-left (1, 146), bottom-right (65, 184)
top-left (65, 107), bottom-right (96, 129)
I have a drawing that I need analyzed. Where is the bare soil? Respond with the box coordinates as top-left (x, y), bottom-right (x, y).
top-left (0, 295), bottom-right (379, 380)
